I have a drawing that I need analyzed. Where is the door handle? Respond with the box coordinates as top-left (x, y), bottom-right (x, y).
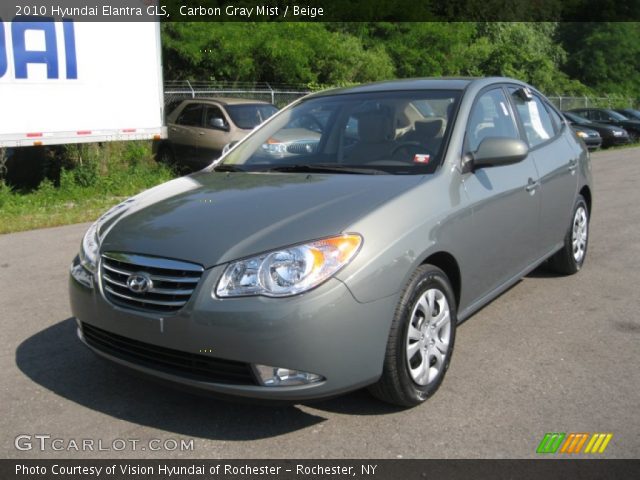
top-left (198, 132), bottom-right (206, 136)
top-left (568, 159), bottom-right (578, 172)
top-left (525, 178), bottom-right (539, 193)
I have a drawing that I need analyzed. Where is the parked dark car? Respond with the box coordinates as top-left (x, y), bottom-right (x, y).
top-left (568, 124), bottom-right (602, 150)
top-left (71, 78), bottom-right (592, 407)
top-left (563, 111), bottom-right (629, 148)
top-left (614, 108), bottom-right (640, 122)
top-left (155, 98), bottom-right (278, 171)
top-left (569, 108), bottom-right (640, 142)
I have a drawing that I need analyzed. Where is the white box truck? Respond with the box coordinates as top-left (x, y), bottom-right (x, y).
top-left (0, 20), bottom-right (165, 147)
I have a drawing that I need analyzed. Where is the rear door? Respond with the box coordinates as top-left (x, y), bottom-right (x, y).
top-left (168, 103), bottom-right (204, 163)
top-left (508, 88), bottom-right (578, 254)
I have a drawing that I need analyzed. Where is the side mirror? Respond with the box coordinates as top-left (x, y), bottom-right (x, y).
top-left (210, 117), bottom-right (229, 130)
top-left (471, 137), bottom-right (529, 169)
top-left (222, 141), bottom-right (238, 155)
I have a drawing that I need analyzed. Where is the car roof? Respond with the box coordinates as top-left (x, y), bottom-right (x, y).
top-left (305, 77), bottom-right (529, 99)
top-left (181, 97), bottom-right (273, 106)
top-left (572, 107), bottom-right (611, 111)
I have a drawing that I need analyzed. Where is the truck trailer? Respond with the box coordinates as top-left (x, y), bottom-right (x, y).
top-left (0, 19), bottom-right (165, 147)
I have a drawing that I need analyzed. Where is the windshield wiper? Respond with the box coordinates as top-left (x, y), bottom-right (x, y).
top-left (266, 164), bottom-right (388, 175)
top-left (213, 164), bottom-right (246, 172)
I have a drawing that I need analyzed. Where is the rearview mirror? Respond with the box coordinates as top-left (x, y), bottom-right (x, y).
top-left (472, 137), bottom-right (529, 169)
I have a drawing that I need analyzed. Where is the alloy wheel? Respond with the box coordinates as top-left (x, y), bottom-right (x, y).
top-left (406, 288), bottom-right (452, 386)
top-left (572, 206), bottom-right (588, 263)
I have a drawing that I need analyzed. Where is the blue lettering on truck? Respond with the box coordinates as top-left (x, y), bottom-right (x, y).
top-left (0, 21), bottom-right (6, 77)
top-left (0, 18), bottom-right (77, 80)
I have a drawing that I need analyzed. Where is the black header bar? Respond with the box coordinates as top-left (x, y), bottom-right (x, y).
top-left (2, 459), bottom-right (640, 480)
top-left (2, 0), bottom-right (640, 22)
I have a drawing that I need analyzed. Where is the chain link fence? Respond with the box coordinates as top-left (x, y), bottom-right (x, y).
top-left (547, 96), bottom-right (638, 111)
top-left (164, 81), bottom-right (310, 112)
top-left (165, 82), bottom-right (638, 114)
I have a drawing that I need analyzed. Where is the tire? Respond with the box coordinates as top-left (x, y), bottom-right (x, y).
top-left (548, 195), bottom-right (589, 275)
top-left (157, 145), bottom-right (175, 166)
top-left (369, 265), bottom-right (457, 407)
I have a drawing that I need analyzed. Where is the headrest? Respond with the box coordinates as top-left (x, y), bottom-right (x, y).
top-left (414, 118), bottom-right (444, 139)
top-left (357, 111), bottom-right (393, 143)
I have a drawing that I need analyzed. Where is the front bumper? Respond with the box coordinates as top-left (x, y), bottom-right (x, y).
top-left (69, 255), bottom-right (397, 401)
top-left (603, 134), bottom-right (630, 147)
top-left (583, 137), bottom-right (602, 149)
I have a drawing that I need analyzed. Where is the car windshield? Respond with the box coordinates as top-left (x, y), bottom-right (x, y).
top-left (218, 90), bottom-right (461, 175)
top-left (226, 104), bottom-right (279, 129)
top-left (619, 109), bottom-right (640, 120)
top-left (564, 112), bottom-right (591, 124)
top-left (608, 110), bottom-right (628, 121)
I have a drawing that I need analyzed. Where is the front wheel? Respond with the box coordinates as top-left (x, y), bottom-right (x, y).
top-left (548, 195), bottom-right (589, 275)
top-left (369, 265), bottom-right (457, 407)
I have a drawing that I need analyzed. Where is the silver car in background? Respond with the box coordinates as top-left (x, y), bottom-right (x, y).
top-left (70, 78), bottom-right (592, 406)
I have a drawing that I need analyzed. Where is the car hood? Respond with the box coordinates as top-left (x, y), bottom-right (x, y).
top-left (270, 128), bottom-right (322, 142)
top-left (99, 171), bottom-right (423, 268)
top-left (620, 119), bottom-right (640, 129)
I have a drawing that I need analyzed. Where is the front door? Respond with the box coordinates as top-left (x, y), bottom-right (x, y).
top-left (462, 87), bottom-right (541, 303)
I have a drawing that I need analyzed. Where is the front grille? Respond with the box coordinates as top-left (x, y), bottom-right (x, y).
top-left (82, 323), bottom-right (257, 385)
top-left (286, 141), bottom-right (318, 154)
top-left (100, 253), bottom-right (203, 314)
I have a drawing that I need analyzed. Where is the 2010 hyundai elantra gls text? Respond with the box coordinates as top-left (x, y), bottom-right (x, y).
top-left (70, 78), bottom-right (592, 406)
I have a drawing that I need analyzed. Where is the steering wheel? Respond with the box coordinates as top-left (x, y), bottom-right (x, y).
top-left (391, 141), bottom-right (433, 161)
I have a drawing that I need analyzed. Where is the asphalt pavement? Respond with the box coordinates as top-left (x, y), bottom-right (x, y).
top-left (1, 147), bottom-right (639, 459)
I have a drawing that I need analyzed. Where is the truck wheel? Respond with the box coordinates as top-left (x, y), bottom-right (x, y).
top-left (548, 195), bottom-right (589, 275)
top-left (369, 265), bottom-right (457, 407)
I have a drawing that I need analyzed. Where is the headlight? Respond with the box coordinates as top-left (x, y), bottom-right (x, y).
top-left (576, 131), bottom-right (588, 139)
top-left (215, 234), bottom-right (362, 298)
top-left (261, 138), bottom-right (289, 155)
top-left (79, 221), bottom-right (99, 272)
top-left (77, 198), bottom-right (135, 272)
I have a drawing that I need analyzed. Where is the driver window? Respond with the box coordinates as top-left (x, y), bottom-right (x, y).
top-left (467, 88), bottom-right (520, 152)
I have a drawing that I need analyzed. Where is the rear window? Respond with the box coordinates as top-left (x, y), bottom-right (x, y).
top-left (510, 91), bottom-right (556, 147)
top-left (176, 104), bottom-right (203, 127)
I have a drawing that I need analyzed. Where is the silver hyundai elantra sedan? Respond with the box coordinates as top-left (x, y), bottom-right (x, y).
top-left (70, 77), bottom-right (592, 406)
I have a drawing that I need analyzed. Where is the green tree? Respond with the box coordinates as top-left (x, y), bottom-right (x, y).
top-left (355, 22), bottom-right (492, 78)
top-left (473, 22), bottom-right (588, 94)
top-left (559, 22), bottom-right (640, 98)
top-left (161, 23), bottom-right (394, 85)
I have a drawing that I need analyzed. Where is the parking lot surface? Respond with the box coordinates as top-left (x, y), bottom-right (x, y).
top-left (2, 147), bottom-right (639, 459)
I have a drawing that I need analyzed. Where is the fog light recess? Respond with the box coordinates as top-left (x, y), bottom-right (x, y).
top-left (254, 365), bottom-right (324, 386)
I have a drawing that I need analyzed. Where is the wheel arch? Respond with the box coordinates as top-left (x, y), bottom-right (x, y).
top-left (579, 185), bottom-right (592, 215)
top-left (420, 251), bottom-right (461, 310)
